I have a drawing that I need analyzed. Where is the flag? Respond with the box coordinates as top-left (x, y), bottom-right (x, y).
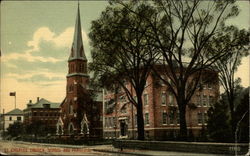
top-left (9, 92), bottom-right (16, 96)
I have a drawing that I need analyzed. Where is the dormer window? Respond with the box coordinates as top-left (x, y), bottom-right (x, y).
top-left (43, 104), bottom-right (50, 108)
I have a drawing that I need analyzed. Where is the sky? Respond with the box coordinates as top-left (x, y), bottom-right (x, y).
top-left (0, 1), bottom-right (249, 113)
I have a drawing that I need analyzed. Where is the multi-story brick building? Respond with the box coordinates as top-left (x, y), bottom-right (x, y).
top-left (23, 97), bottom-right (60, 131)
top-left (103, 68), bottom-right (219, 140)
top-left (56, 3), bottom-right (103, 138)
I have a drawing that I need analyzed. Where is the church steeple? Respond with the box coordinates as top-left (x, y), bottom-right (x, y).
top-left (69, 3), bottom-right (87, 61)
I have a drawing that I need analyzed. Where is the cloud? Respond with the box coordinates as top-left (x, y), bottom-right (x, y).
top-left (3, 50), bottom-right (63, 63)
top-left (2, 26), bottom-right (89, 63)
top-left (5, 70), bottom-right (65, 83)
top-left (27, 27), bottom-right (89, 51)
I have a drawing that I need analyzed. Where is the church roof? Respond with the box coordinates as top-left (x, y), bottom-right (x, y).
top-left (68, 3), bottom-right (87, 61)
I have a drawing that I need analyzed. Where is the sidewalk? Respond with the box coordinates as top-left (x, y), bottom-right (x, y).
top-left (93, 148), bottom-right (228, 156)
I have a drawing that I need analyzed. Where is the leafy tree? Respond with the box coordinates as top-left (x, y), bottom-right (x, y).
top-left (25, 121), bottom-right (53, 137)
top-left (89, 3), bottom-right (158, 140)
top-left (114, 0), bottom-right (241, 139)
top-left (205, 26), bottom-right (249, 136)
top-left (207, 98), bottom-right (232, 142)
top-left (235, 87), bottom-right (249, 143)
top-left (7, 122), bottom-right (25, 137)
top-left (207, 87), bottom-right (249, 143)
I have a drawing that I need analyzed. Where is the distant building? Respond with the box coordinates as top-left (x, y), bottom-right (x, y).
top-left (23, 97), bottom-right (60, 132)
top-left (103, 67), bottom-right (219, 140)
top-left (57, 4), bottom-right (103, 138)
top-left (0, 108), bottom-right (24, 132)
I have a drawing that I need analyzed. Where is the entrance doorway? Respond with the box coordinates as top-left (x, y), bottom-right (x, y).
top-left (120, 120), bottom-right (127, 136)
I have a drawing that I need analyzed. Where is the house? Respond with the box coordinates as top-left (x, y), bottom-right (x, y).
top-left (0, 108), bottom-right (24, 132)
top-left (103, 67), bottom-right (220, 140)
top-left (23, 97), bottom-right (60, 133)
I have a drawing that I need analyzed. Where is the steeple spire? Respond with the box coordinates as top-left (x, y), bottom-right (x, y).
top-left (69, 2), bottom-right (87, 61)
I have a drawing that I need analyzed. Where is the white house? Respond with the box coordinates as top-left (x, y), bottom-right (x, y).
top-left (1, 108), bottom-right (24, 131)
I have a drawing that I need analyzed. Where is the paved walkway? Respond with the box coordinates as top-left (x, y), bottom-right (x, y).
top-left (94, 148), bottom-right (228, 156)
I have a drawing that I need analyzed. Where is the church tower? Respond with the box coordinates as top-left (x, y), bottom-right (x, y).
top-left (67, 3), bottom-right (89, 89)
top-left (57, 3), bottom-right (92, 136)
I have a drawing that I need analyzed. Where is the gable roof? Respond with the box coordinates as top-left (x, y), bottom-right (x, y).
top-left (5, 108), bottom-right (23, 115)
top-left (28, 98), bottom-right (60, 109)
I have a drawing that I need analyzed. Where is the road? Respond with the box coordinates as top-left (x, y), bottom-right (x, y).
top-left (0, 140), bottom-right (227, 155)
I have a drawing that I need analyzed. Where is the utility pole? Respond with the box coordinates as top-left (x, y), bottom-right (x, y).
top-left (246, 87), bottom-right (250, 156)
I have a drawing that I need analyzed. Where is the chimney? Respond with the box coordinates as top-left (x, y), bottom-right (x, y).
top-left (37, 97), bottom-right (40, 102)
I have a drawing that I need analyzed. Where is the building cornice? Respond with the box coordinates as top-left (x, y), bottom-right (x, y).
top-left (67, 73), bottom-right (89, 78)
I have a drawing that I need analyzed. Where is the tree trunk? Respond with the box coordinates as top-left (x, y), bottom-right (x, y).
top-left (178, 98), bottom-right (188, 140)
top-left (228, 98), bottom-right (236, 138)
top-left (136, 95), bottom-right (145, 140)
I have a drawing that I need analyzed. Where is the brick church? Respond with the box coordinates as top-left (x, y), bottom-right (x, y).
top-left (56, 4), bottom-right (102, 138)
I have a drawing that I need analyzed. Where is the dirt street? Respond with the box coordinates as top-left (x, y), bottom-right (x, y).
top-left (0, 140), bottom-right (114, 155)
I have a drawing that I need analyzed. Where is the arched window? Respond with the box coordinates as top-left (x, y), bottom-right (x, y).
top-left (68, 122), bottom-right (74, 135)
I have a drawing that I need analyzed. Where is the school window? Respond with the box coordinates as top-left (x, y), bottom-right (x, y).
top-left (144, 94), bottom-right (148, 105)
top-left (109, 117), bottom-right (112, 128)
top-left (113, 117), bottom-right (116, 127)
top-left (169, 110), bottom-right (174, 124)
top-left (177, 111), bottom-right (180, 124)
top-left (204, 112), bottom-right (208, 123)
top-left (9, 117), bottom-right (12, 121)
top-left (134, 114), bottom-right (137, 127)
top-left (208, 95), bottom-right (214, 106)
top-left (162, 112), bottom-right (167, 125)
top-left (111, 117), bottom-right (114, 127)
top-left (105, 117), bottom-right (108, 128)
top-left (161, 93), bottom-right (166, 105)
top-left (169, 94), bottom-right (174, 106)
top-left (202, 95), bottom-right (207, 107)
top-left (198, 112), bottom-right (202, 124)
top-left (145, 113), bottom-right (149, 125)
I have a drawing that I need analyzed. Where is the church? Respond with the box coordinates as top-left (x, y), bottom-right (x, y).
top-left (56, 3), bottom-right (103, 138)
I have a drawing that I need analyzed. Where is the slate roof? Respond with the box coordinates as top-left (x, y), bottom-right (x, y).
top-left (27, 98), bottom-right (60, 109)
top-left (68, 3), bottom-right (87, 61)
top-left (5, 108), bottom-right (23, 115)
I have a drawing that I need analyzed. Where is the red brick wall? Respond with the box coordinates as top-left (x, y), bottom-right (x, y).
top-left (103, 70), bottom-right (220, 140)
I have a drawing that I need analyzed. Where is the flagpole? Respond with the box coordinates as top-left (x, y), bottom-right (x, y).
top-left (15, 92), bottom-right (16, 109)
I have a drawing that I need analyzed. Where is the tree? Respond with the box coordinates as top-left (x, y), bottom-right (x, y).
top-left (235, 87), bottom-right (249, 143)
top-left (7, 122), bottom-right (25, 137)
top-left (113, 0), bottom-right (241, 140)
top-left (205, 26), bottom-right (249, 137)
top-left (207, 98), bottom-right (232, 142)
top-left (25, 121), bottom-right (52, 137)
top-left (89, 4), bottom-right (158, 140)
top-left (207, 87), bottom-right (249, 143)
